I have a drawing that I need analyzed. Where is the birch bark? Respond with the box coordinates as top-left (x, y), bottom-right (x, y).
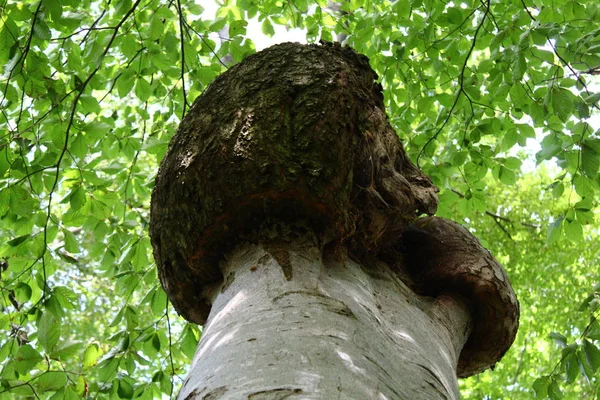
top-left (179, 233), bottom-right (471, 400)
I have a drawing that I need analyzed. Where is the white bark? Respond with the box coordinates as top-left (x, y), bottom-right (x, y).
top-left (179, 234), bottom-right (472, 399)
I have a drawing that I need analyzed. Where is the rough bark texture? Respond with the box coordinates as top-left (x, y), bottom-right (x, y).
top-left (150, 42), bottom-right (439, 325)
top-left (398, 217), bottom-right (520, 377)
top-left (178, 232), bottom-right (472, 400)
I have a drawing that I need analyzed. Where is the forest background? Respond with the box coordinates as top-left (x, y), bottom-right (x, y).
top-left (0, 0), bottom-right (599, 398)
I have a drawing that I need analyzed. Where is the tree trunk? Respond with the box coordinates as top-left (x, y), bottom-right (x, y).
top-left (149, 42), bottom-right (519, 399)
top-left (178, 232), bottom-right (471, 399)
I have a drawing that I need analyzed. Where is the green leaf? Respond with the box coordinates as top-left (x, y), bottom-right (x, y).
top-left (124, 305), bottom-right (139, 330)
top-left (576, 101), bottom-right (590, 119)
top-left (63, 229), bottom-right (79, 253)
top-left (536, 134), bottom-right (562, 162)
top-left (33, 20), bottom-right (51, 40)
top-left (36, 371), bottom-right (68, 392)
top-left (135, 77), bottom-right (152, 102)
top-left (584, 138), bottom-right (600, 153)
top-left (573, 174), bottom-right (593, 197)
top-left (150, 288), bottom-right (167, 316)
top-left (549, 331), bottom-right (567, 347)
top-left (53, 342), bottom-right (83, 360)
top-left (582, 144), bottom-right (599, 178)
top-left (230, 20), bottom-right (248, 37)
top-left (188, 3), bottom-right (204, 14)
top-left (564, 352), bottom-right (579, 383)
top-left (79, 94), bottom-right (101, 114)
top-left (262, 18), bottom-right (275, 37)
top-left (578, 344), bottom-right (595, 380)
top-left (583, 340), bottom-right (600, 372)
top-left (15, 344), bottom-right (43, 375)
top-left (14, 282), bottom-right (32, 303)
top-left (583, 92), bottom-right (600, 105)
top-left (97, 356), bottom-right (119, 382)
top-left (149, 14), bottom-right (165, 41)
top-left (512, 53), bottom-right (527, 81)
top-left (0, 189), bottom-right (9, 216)
top-left (564, 220), bottom-right (583, 242)
top-left (179, 326), bottom-right (199, 359)
top-left (548, 379), bottom-right (563, 400)
top-left (119, 34), bottom-right (139, 58)
top-left (152, 332), bottom-right (161, 351)
top-left (445, 7), bottom-right (462, 25)
top-left (38, 312), bottom-right (61, 352)
top-left (159, 370), bottom-right (173, 394)
top-left (497, 165), bottom-right (517, 185)
top-left (551, 88), bottom-right (573, 122)
top-left (117, 70), bottom-right (136, 98)
top-left (59, 12), bottom-right (86, 30)
top-left (546, 217), bottom-right (563, 244)
top-left (49, 387), bottom-right (80, 400)
top-left (533, 376), bottom-right (549, 397)
top-left (551, 182), bottom-right (564, 198)
top-left (588, 320), bottom-right (600, 340)
top-left (83, 343), bottom-right (101, 369)
top-left (7, 234), bottom-right (31, 247)
top-left (69, 186), bottom-right (87, 211)
top-left (463, 161), bottom-right (487, 182)
top-left (132, 239), bottom-right (149, 271)
top-left (117, 378), bottom-right (135, 399)
top-left (502, 157), bottom-right (522, 170)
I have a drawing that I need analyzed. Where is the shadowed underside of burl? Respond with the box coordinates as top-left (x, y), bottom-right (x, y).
top-left (149, 42), bottom-right (519, 381)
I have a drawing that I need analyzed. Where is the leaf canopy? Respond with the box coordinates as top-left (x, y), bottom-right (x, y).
top-left (0, 0), bottom-right (599, 398)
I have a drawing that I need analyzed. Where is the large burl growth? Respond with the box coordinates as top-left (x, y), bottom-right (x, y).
top-left (150, 42), bottom-right (519, 397)
top-left (151, 42), bottom-right (439, 322)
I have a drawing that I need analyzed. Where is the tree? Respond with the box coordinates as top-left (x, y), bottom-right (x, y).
top-left (0, 0), bottom-right (598, 399)
top-left (149, 42), bottom-right (519, 398)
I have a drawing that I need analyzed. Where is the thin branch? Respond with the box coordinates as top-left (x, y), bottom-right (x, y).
top-left (39, 0), bottom-right (143, 300)
top-left (417, 7), bottom-right (477, 58)
top-left (52, 26), bottom-right (116, 41)
top-left (513, 337), bottom-right (528, 384)
top-left (451, 188), bottom-right (541, 230)
top-left (548, 40), bottom-right (591, 96)
top-left (520, 0), bottom-right (537, 21)
top-left (417, 0), bottom-right (491, 167)
top-left (80, 2), bottom-right (110, 45)
top-left (181, 20), bottom-right (229, 68)
top-left (520, 1), bottom-right (593, 100)
top-left (0, 1), bottom-right (43, 120)
top-left (165, 300), bottom-right (176, 399)
top-left (176, 0), bottom-right (190, 117)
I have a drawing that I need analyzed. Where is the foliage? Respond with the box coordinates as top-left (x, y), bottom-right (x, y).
top-left (0, 0), bottom-right (598, 398)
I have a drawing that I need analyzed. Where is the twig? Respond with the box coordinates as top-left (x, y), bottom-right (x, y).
top-left (417, 0), bottom-right (491, 167)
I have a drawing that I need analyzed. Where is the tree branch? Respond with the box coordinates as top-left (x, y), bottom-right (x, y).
top-left (417, 0), bottom-right (490, 167)
top-left (450, 188), bottom-right (541, 231)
